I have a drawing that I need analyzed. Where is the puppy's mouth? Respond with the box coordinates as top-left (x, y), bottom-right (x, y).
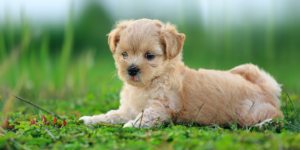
top-left (130, 76), bottom-right (139, 82)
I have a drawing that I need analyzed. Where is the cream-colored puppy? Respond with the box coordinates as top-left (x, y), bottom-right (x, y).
top-left (80, 19), bottom-right (283, 128)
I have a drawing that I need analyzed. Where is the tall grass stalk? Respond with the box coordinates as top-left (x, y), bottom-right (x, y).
top-left (0, 27), bottom-right (6, 61)
top-left (0, 3), bottom-right (300, 98)
top-left (59, 6), bottom-right (74, 90)
top-left (0, 74), bottom-right (26, 129)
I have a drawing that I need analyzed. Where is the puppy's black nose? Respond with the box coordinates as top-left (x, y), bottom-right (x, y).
top-left (128, 66), bottom-right (140, 76)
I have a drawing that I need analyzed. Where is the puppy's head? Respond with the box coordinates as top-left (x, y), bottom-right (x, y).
top-left (108, 19), bottom-right (185, 87)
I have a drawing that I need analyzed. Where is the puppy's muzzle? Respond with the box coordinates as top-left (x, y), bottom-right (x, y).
top-left (128, 65), bottom-right (140, 76)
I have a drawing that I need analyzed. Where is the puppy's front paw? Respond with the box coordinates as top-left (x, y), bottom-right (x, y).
top-left (123, 120), bottom-right (137, 128)
top-left (79, 116), bottom-right (94, 126)
top-left (123, 120), bottom-right (152, 128)
top-left (254, 118), bottom-right (273, 129)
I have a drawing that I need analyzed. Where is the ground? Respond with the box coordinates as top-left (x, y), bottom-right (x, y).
top-left (1, 90), bottom-right (300, 150)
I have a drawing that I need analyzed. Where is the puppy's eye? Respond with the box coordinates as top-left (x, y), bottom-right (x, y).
top-left (122, 52), bottom-right (128, 58)
top-left (145, 53), bottom-right (155, 60)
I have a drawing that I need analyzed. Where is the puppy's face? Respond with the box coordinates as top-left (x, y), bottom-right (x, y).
top-left (113, 35), bottom-right (165, 86)
top-left (108, 19), bottom-right (185, 87)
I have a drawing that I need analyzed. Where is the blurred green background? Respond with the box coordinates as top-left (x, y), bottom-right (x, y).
top-left (0, 0), bottom-right (299, 100)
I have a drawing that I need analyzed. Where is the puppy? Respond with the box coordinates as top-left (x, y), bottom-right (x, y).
top-left (80, 19), bottom-right (283, 128)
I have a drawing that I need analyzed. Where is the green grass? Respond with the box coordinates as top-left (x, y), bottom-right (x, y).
top-left (0, 90), bottom-right (300, 149)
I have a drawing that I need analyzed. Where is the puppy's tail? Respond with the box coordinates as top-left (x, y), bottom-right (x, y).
top-left (230, 63), bottom-right (281, 108)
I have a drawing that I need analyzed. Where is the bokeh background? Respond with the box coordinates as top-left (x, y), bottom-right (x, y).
top-left (0, 0), bottom-right (300, 101)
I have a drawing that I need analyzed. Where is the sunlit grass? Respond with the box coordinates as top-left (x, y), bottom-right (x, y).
top-left (1, 8), bottom-right (300, 99)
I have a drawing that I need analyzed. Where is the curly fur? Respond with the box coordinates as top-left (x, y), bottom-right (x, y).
top-left (80, 19), bottom-right (283, 128)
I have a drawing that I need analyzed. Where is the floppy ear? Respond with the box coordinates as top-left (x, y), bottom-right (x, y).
top-left (160, 22), bottom-right (186, 59)
top-left (107, 20), bottom-right (133, 53)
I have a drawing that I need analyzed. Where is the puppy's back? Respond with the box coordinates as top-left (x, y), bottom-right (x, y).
top-left (178, 67), bottom-right (276, 125)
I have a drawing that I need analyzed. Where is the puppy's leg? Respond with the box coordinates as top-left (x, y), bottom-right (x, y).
top-left (229, 63), bottom-right (281, 108)
top-left (79, 105), bottom-right (132, 126)
top-left (123, 100), bottom-right (171, 128)
top-left (238, 102), bottom-right (283, 128)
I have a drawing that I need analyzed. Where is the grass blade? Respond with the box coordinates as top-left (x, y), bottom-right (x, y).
top-left (44, 127), bottom-right (56, 141)
top-left (191, 102), bottom-right (205, 126)
top-left (139, 110), bottom-right (144, 129)
top-left (11, 94), bottom-right (62, 119)
top-left (284, 89), bottom-right (295, 112)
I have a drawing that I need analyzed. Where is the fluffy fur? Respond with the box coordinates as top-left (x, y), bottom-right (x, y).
top-left (80, 19), bottom-right (283, 128)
